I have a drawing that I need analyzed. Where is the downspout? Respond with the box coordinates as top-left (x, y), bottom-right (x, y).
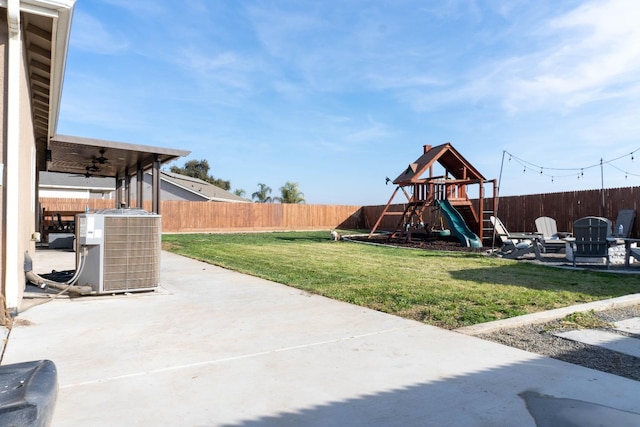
top-left (4, 0), bottom-right (22, 311)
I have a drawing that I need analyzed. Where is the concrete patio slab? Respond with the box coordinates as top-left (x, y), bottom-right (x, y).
top-left (553, 329), bottom-right (640, 358)
top-left (3, 250), bottom-right (640, 426)
top-left (615, 317), bottom-right (640, 334)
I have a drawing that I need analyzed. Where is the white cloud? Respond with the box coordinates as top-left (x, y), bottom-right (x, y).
top-left (58, 71), bottom-right (154, 133)
top-left (344, 118), bottom-right (392, 144)
top-left (245, 2), bottom-right (446, 94)
top-left (245, 3), bottom-right (327, 73)
top-left (366, 72), bottom-right (443, 91)
top-left (165, 47), bottom-right (262, 102)
top-left (401, 0), bottom-right (640, 116)
top-left (69, 11), bottom-right (129, 54)
top-left (420, 0), bottom-right (482, 21)
top-left (504, 0), bottom-right (640, 112)
top-left (97, 0), bottom-right (165, 17)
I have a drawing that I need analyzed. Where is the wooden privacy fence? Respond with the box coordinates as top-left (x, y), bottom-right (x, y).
top-left (363, 186), bottom-right (640, 238)
top-left (493, 187), bottom-right (640, 237)
top-left (40, 186), bottom-right (640, 238)
top-left (159, 202), bottom-right (363, 232)
top-left (39, 198), bottom-right (363, 233)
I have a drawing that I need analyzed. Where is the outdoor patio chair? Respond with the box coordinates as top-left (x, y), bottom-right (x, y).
top-left (610, 209), bottom-right (637, 265)
top-left (490, 216), bottom-right (537, 259)
top-left (570, 216), bottom-right (613, 268)
top-left (612, 209), bottom-right (636, 238)
top-left (534, 216), bottom-right (571, 253)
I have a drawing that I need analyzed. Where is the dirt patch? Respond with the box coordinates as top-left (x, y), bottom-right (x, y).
top-left (12, 318), bottom-right (33, 327)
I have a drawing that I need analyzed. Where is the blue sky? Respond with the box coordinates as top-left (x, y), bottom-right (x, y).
top-left (57, 0), bottom-right (640, 205)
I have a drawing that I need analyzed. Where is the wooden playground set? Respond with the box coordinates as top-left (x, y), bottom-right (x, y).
top-left (369, 143), bottom-right (498, 248)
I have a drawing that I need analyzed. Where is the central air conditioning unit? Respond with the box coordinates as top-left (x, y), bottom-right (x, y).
top-left (76, 209), bottom-right (161, 294)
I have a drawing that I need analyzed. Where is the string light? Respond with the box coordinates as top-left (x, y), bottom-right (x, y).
top-left (505, 147), bottom-right (640, 184)
top-left (608, 161), bottom-right (640, 177)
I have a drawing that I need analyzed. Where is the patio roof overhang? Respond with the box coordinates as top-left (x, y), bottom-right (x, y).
top-left (46, 134), bottom-right (190, 178)
top-left (45, 134), bottom-right (191, 213)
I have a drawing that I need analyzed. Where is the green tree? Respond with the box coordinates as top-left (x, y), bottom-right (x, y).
top-left (233, 189), bottom-right (246, 197)
top-left (275, 181), bottom-right (305, 204)
top-left (211, 177), bottom-right (231, 191)
top-left (170, 159), bottom-right (230, 190)
top-left (252, 183), bottom-right (273, 203)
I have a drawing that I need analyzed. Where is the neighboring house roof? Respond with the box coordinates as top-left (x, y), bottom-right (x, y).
top-left (393, 143), bottom-right (486, 185)
top-left (39, 171), bottom-right (115, 191)
top-left (160, 171), bottom-right (250, 203)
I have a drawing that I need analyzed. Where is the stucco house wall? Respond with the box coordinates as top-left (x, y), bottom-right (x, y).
top-left (0, 14), bottom-right (6, 298)
top-left (1, 1), bottom-right (77, 313)
top-left (17, 12), bottom-right (38, 308)
top-left (0, 11), bottom-right (38, 309)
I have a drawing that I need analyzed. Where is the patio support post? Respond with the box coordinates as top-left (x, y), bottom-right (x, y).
top-left (115, 174), bottom-right (123, 208)
top-left (152, 155), bottom-right (161, 214)
top-left (136, 163), bottom-right (144, 209)
top-left (125, 167), bottom-right (131, 207)
top-left (600, 158), bottom-right (605, 217)
top-left (478, 180), bottom-right (484, 241)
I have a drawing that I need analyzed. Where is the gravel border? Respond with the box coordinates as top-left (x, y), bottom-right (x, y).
top-left (475, 304), bottom-right (640, 382)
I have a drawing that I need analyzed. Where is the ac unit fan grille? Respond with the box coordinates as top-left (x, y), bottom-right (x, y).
top-left (103, 217), bottom-right (160, 291)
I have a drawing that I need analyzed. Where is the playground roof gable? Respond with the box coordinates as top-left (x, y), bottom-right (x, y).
top-left (392, 143), bottom-right (486, 185)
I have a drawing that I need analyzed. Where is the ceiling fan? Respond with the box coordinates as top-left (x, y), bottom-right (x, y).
top-left (84, 160), bottom-right (101, 177)
top-left (86, 160), bottom-right (100, 173)
top-left (95, 148), bottom-right (109, 164)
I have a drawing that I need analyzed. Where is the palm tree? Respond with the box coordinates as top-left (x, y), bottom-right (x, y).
top-left (252, 183), bottom-right (273, 203)
top-left (275, 181), bottom-right (305, 204)
top-left (233, 189), bottom-right (246, 197)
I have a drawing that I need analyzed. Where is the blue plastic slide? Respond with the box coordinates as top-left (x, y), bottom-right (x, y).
top-left (434, 199), bottom-right (482, 248)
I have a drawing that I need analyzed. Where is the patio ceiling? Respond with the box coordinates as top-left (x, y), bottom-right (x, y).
top-left (47, 134), bottom-right (190, 178)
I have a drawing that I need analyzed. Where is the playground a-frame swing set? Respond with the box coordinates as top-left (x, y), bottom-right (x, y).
top-left (369, 143), bottom-right (499, 248)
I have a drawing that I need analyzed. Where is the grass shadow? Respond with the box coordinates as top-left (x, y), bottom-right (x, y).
top-left (274, 235), bottom-right (331, 243)
top-left (449, 262), bottom-right (638, 299)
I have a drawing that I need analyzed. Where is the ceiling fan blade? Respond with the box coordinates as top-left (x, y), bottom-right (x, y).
top-left (96, 148), bottom-right (109, 164)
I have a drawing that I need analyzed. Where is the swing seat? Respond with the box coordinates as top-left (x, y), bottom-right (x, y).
top-left (432, 229), bottom-right (450, 237)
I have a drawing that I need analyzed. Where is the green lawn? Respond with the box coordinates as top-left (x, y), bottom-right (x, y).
top-left (162, 231), bottom-right (639, 329)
